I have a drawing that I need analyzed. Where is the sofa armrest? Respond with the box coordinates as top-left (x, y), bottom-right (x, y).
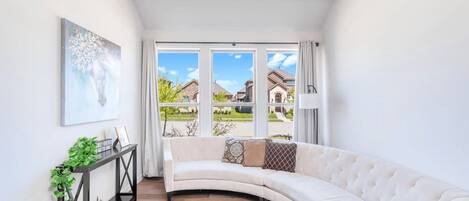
top-left (163, 138), bottom-right (174, 192)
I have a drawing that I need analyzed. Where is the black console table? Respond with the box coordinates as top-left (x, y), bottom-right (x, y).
top-left (59, 144), bottom-right (138, 201)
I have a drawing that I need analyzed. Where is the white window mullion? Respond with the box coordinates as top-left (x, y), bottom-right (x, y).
top-left (199, 47), bottom-right (211, 136)
top-left (256, 48), bottom-right (268, 138)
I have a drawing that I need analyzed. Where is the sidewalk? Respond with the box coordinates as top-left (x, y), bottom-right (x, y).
top-left (275, 112), bottom-right (291, 122)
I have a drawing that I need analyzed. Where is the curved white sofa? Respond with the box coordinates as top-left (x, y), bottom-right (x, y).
top-left (163, 137), bottom-right (469, 201)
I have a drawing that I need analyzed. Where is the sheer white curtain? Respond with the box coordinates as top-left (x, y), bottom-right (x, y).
top-left (294, 41), bottom-right (318, 144)
top-left (142, 40), bottom-right (163, 177)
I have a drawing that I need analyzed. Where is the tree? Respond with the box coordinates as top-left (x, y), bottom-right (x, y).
top-left (158, 78), bottom-right (181, 103)
top-left (213, 91), bottom-right (229, 102)
top-left (211, 91), bottom-right (236, 135)
top-left (158, 78), bottom-right (182, 136)
top-left (287, 88), bottom-right (295, 103)
top-left (212, 120), bottom-right (236, 136)
top-left (213, 91), bottom-right (229, 115)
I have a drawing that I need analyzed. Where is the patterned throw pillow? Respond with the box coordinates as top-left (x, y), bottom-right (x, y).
top-left (222, 138), bottom-right (246, 164)
top-left (263, 141), bottom-right (297, 172)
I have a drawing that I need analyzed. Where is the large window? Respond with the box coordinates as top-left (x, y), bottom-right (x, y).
top-left (267, 51), bottom-right (297, 139)
top-left (212, 51), bottom-right (255, 137)
top-left (157, 51), bottom-right (199, 137)
top-left (156, 45), bottom-right (298, 139)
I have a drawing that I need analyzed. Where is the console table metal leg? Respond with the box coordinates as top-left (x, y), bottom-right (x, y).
top-left (83, 171), bottom-right (90, 201)
top-left (132, 149), bottom-right (137, 197)
top-left (115, 157), bottom-right (121, 195)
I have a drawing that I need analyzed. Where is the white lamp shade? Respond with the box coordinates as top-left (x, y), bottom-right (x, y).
top-left (298, 93), bottom-right (320, 109)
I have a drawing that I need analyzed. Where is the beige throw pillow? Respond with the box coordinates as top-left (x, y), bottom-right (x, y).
top-left (242, 139), bottom-right (267, 167)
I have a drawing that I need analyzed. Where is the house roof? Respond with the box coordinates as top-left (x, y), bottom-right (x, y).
top-left (268, 69), bottom-right (295, 80)
top-left (268, 82), bottom-right (288, 91)
top-left (232, 69), bottom-right (296, 96)
top-left (267, 69), bottom-right (294, 91)
top-left (181, 80), bottom-right (232, 96)
top-left (181, 79), bottom-right (198, 90)
top-left (213, 81), bottom-right (232, 96)
top-left (241, 70), bottom-right (294, 86)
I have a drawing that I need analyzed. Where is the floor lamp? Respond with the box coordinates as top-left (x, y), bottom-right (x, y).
top-left (298, 85), bottom-right (320, 144)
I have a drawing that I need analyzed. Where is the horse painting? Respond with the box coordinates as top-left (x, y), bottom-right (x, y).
top-left (61, 19), bottom-right (120, 126)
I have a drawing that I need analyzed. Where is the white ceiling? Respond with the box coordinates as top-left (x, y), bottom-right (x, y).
top-left (133, 0), bottom-right (334, 32)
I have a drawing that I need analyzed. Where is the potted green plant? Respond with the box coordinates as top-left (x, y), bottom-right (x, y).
top-left (51, 137), bottom-right (98, 201)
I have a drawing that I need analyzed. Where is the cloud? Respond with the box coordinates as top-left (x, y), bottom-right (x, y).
top-left (187, 68), bottom-right (199, 80)
top-left (169, 70), bottom-right (178, 76)
top-left (234, 54), bottom-right (242, 59)
top-left (249, 66), bottom-right (254, 72)
top-left (282, 54), bottom-right (298, 67)
top-left (158, 66), bottom-right (167, 74)
top-left (187, 67), bottom-right (194, 71)
top-left (216, 80), bottom-right (239, 92)
top-left (268, 53), bottom-right (287, 68)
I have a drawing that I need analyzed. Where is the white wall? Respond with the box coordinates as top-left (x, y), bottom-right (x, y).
top-left (324, 0), bottom-right (469, 190)
top-left (0, 0), bottom-right (143, 200)
top-left (143, 30), bottom-right (323, 42)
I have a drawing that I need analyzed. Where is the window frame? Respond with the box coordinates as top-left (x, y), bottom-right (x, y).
top-left (210, 49), bottom-right (257, 136)
top-left (157, 48), bottom-right (201, 136)
top-left (266, 49), bottom-right (299, 138)
top-left (156, 44), bottom-right (298, 138)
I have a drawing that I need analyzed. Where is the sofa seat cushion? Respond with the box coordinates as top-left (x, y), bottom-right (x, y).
top-left (174, 160), bottom-right (275, 186)
top-left (264, 171), bottom-right (364, 201)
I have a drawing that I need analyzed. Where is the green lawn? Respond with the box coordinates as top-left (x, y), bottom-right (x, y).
top-left (214, 110), bottom-right (252, 122)
top-left (268, 113), bottom-right (282, 122)
top-left (161, 110), bottom-right (291, 122)
top-left (270, 135), bottom-right (293, 140)
top-left (161, 112), bottom-right (197, 121)
top-left (269, 112), bottom-right (294, 121)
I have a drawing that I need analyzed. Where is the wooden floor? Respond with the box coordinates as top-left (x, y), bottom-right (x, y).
top-left (137, 178), bottom-right (258, 201)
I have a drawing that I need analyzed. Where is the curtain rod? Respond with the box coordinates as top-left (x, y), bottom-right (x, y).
top-left (155, 41), bottom-right (319, 46)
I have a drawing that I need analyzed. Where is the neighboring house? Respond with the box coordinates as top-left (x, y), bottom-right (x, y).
top-left (180, 80), bottom-right (233, 103)
top-left (180, 80), bottom-right (199, 103)
top-left (212, 81), bottom-right (233, 100)
top-left (234, 87), bottom-right (246, 102)
top-left (237, 69), bottom-right (295, 113)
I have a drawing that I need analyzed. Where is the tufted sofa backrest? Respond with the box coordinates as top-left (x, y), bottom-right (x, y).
top-left (165, 137), bottom-right (469, 201)
top-left (295, 143), bottom-right (469, 201)
top-left (165, 136), bottom-right (225, 161)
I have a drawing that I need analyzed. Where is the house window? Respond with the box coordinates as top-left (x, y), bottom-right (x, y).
top-left (211, 51), bottom-right (255, 137)
top-left (267, 51), bottom-right (297, 139)
top-left (157, 50), bottom-right (199, 137)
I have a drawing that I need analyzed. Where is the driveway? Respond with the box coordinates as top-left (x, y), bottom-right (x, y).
top-left (163, 121), bottom-right (293, 137)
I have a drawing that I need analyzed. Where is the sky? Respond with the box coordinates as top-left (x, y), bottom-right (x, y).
top-left (157, 51), bottom-right (297, 94)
